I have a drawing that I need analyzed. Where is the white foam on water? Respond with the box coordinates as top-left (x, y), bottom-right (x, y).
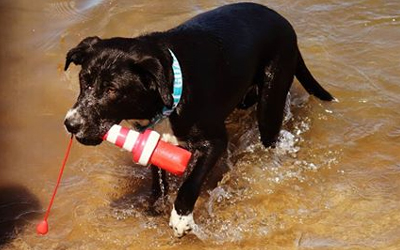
top-left (206, 186), bottom-right (232, 217)
top-left (283, 92), bottom-right (293, 124)
top-left (275, 130), bottom-right (300, 156)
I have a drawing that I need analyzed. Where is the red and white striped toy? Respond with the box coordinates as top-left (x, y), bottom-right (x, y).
top-left (103, 125), bottom-right (191, 176)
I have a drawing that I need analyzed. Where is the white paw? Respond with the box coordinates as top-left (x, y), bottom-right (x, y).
top-left (169, 206), bottom-right (195, 237)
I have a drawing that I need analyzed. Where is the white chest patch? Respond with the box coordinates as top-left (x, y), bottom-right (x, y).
top-left (125, 118), bottom-right (181, 145)
top-left (169, 206), bottom-right (195, 238)
top-left (161, 133), bottom-right (179, 145)
top-left (152, 118), bottom-right (181, 146)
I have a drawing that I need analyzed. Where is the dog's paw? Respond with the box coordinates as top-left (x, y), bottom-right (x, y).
top-left (169, 205), bottom-right (195, 238)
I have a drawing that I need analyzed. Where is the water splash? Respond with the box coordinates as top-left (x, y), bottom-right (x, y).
top-left (188, 93), bottom-right (342, 244)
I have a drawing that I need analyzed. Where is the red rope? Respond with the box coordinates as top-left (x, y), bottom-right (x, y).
top-left (43, 135), bottom-right (73, 221)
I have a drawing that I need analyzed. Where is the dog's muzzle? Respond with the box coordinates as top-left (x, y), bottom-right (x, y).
top-left (64, 108), bottom-right (84, 134)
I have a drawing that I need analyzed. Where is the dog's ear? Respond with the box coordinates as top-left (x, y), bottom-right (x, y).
top-left (64, 36), bottom-right (101, 71)
top-left (137, 57), bottom-right (173, 108)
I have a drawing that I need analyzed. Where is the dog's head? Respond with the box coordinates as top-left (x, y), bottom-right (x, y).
top-left (63, 36), bottom-right (173, 145)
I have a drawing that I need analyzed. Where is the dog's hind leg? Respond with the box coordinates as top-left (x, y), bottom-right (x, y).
top-left (257, 57), bottom-right (296, 148)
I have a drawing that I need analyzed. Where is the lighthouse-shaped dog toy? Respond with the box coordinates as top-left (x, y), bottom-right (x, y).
top-left (103, 125), bottom-right (191, 176)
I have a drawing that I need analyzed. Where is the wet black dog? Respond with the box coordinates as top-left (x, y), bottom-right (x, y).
top-left (64, 2), bottom-right (334, 237)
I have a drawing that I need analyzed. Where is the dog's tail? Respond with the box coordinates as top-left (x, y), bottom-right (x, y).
top-left (295, 49), bottom-right (335, 101)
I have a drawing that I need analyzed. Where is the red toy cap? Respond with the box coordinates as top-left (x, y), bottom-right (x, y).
top-left (150, 140), bottom-right (191, 175)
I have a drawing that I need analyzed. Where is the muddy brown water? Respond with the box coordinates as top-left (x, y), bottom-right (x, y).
top-left (0, 0), bottom-right (399, 249)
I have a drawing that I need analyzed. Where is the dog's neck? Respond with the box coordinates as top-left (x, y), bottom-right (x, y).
top-left (137, 48), bottom-right (184, 131)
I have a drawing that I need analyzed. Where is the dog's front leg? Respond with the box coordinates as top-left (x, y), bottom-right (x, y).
top-left (169, 129), bottom-right (228, 237)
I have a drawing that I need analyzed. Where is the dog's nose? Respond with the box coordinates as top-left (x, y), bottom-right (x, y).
top-left (64, 117), bottom-right (82, 134)
top-left (64, 108), bottom-right (83, 134)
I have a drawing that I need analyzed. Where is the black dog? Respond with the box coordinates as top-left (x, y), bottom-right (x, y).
top-left (64, 2), bottom-right (334, 237)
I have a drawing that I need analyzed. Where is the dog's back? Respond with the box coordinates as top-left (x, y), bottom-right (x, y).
top-left (164, 3), bottom-right (299, 121)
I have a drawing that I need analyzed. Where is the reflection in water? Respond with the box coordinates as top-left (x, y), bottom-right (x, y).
top-left (0, 0), bottom-right (399, 249)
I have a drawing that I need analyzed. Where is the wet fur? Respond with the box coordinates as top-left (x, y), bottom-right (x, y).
top-left (64, 2), bottom-right (334, 237)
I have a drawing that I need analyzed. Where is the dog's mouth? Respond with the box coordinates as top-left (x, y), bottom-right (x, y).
top-left (64, 106), bottom-right (123, 146)
top-left (72, 122), bottom-right (116, 146)
top-left (74, 135), bottom-right (103, 146)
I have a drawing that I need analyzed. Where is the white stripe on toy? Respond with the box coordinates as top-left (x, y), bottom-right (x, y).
top-left (123, 130), bottom-right (139, 151)
top-left (138, 131), bottom-right (161, 165)
top-left (106, 125), bottom-right (121, 144)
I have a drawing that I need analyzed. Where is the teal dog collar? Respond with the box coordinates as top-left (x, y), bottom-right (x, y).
top-left (139, 48), bottom-right (183, 131)
top-left (163, 49), bottom-right (183, 116)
